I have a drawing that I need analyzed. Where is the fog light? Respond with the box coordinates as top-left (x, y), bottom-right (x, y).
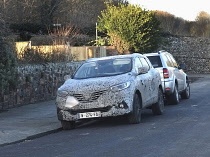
top-left (119, 104), bottom-right (124, 108)
top-left (117, 101), bottom-right (128, 109)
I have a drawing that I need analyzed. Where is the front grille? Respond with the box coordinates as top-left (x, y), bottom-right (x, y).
top-left (69, 106), bottom-right (112, 115)
top-left (73, 90), bottom-right (106, 103)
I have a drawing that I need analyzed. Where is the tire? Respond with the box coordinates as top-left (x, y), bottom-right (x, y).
top-left (169, 85), bottom-right (179, 105)
top-left (61, 120), bottom-right (75, 130)
top-left (128, 93), bottom-right (141, 124)
top-left (152, 88), bottom-right (164, 115)
top-left (180, 80), bottom-right (190, 99)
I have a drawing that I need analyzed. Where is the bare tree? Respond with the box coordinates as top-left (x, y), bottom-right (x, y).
top-left (48, 24), bottom-right (80, 45)
top-left (155, 11), bottom-right (191, 36)
top-left (39, 0), bottom-right (62, 26)
top-left (191, 11), bottom-right (210, 37)
top-left (155, 11), bottom-right (175, 34)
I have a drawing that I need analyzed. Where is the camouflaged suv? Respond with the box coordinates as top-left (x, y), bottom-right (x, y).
top-left (56, 53), bottom-right (164, 130)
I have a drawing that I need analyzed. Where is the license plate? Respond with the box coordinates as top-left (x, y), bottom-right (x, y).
top-left (78, 111), bottom-right (101, 119)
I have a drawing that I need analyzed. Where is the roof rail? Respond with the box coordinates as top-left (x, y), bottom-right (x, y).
top-left (158, 50), bottom-right (166, 54)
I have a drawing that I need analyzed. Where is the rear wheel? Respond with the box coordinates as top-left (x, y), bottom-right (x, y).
top-left (128, 93), bottom-right (141, 124)
top-left (180, 80), bottom-right (190, 99)
top-left (61, 120), bottom-right (75, 130)
top-left (152, 88), bottom-right (164, 115)
top-left (169, 85), bottom-right (179, 105)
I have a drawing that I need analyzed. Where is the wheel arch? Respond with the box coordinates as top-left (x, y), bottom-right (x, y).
top-left (159, 84), bottom-right (163, 92)
top-left (135, 90), bottom-right (142, 109)
top-left (174, 78), bottom-right (178, 89)
top-left (186, 75), bottom-right (189, 84)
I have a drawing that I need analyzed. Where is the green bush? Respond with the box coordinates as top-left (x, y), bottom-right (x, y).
top-left (0, 39), bottom-right (18, 94)
top-left (98, 2), bottom-right (161, 53)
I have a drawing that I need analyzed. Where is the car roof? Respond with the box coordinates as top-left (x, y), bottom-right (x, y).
top-left (144, 50), bottom-right (169, 56)
top-left (86, 53), bottom-right (144, 62)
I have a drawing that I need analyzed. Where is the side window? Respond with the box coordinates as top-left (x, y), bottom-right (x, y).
top-left (162, 54), bottom-right (173, 67)
top-left (139, 57), bottom-right (150, 72)
top-left (134, 57), bottom-right (142, 69)
top-left (144, 57), bottom-right (153, 68)
top-left (168, 54), bottom-right (178, 68)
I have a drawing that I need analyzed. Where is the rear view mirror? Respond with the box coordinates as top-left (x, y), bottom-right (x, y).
top-left (179, 64), bottom-right (186, 69)
top-left (138, 67), bottom-right (147, 74)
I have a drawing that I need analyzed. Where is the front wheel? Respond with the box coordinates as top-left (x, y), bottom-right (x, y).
top-left (152, 88), bottom-right (164, 115)
top-left (128, 93), bottom-right (141, 124)
top-left (61, 120), bottom-right (75, 130)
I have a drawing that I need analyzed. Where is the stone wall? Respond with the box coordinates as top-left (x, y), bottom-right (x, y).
top-left (0, 62), bottom-right (83, 110)
top-left (160, 36), bottom-right (210, 73)
top-left (1, 36), bottom-right (210, 110)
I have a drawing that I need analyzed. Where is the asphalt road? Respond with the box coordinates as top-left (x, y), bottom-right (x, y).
top-left (0, 75), bottom-right (210, 157)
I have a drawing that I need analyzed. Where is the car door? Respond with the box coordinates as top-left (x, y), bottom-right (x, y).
top-left (167, 54), bottom-right (185, 91)
top-left (140, 57), bottom-right (159, 104)
top-left (134, 57), bottom-right (152, 107)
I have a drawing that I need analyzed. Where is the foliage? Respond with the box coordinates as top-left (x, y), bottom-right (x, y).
top-left (98, 3), bottom-right (161, 54)
top-left (0, 16), bottom-right (8, 37)
top-left (10, 23), bottom-right (45, 34)
top-left (191, 11), bottom-right (210, 37)
top-left (0, 39), bottom-right (17, 94)
top-left (48, 25), bottom-right (80, 45)
top-left (155, 11), bottom-right (190, 36)
top-left (88, 36), bottom-right (110, 46)
top-left (2, 0), bottom-right (210, 43)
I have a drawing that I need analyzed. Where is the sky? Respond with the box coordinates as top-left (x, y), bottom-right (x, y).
top-left (128, 0), bottom-right (210, 21)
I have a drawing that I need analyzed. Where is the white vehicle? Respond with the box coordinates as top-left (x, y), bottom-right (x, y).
top-left (56, 53), bottom-right (164, 129)
top-left (145, 50), bottom-right (190, 105)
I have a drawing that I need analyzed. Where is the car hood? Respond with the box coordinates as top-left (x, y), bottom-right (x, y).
top-left (59, 73), bottom-right (133, 93)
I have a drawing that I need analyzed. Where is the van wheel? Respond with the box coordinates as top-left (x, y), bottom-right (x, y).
top-left (169, 85), bottom-right (179, 105)
top-left (61, 120), bottom-right (75, 130)
top-left (128, 93), bottom-right (141, 124)
top-left (180, 81), bottom-right (190, 99)
top-left (152, 88), bottom-right (164, 115)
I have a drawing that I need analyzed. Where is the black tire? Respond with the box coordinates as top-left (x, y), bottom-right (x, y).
top-left (128, 93), bottom-right (141, 124)
top-left (169, 85), bottom-right (179, 105)
top-left (152, 88), bottom-right (164, 115)
top-left (61, 120), bottom-right (75, 130)
top-left (180, 80), bottom-right (190, 99)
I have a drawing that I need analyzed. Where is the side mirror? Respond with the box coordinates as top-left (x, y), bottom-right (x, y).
top-left (179, 64), bottom-right (186, 69)
top-left (64, 75), bottom-right (71, 81)
top-left (138, 67), bottom-right (147, 74)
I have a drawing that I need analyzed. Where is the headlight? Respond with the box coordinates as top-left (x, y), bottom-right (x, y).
top-left (65, 96), bottom-right (79, 108)
top-left (111, 81), bottom-right (131, 92)
top-left (57, 90), bottom-right (68, 97)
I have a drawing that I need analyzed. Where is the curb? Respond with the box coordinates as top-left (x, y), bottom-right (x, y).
top-left (0, 127), bottom-right (62, 147)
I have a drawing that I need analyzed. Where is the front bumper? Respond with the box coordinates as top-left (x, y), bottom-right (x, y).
top-left (56, 89), bottom-right (134, 121)
top-left (57, 104), bottom-right (130, 121)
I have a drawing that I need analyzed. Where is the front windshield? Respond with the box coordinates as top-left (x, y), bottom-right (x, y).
top-left (73, 58), bottom-right (132, 79)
